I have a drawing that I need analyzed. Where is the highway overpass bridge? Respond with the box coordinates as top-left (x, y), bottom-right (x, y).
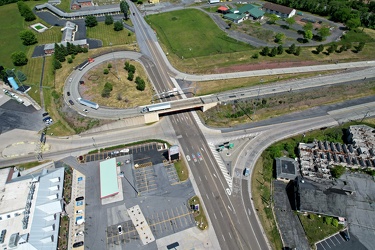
top-left (143, 97), bottom-right (218, 123)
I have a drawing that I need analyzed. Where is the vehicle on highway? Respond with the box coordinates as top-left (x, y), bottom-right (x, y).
top-left (0, 229), bottom-right (6, 244)
top-left (192, 154), bottom-right (197, 162)
top-left (73, 241), bottom-right (84, 248)
top-left (120, 148), bottom-right (129, 153)
top-left (141, 102), bottom-right (171, 113)
top-left (76, 210), bottom-right (83, 214)
top-left (341, 231), bottom-right (350, 241)
top-left (186, 155), bottom-right (191, 161)
top-left (42, 112), bottom-right (49, 117)
top-left (69, 100), bottom-right (74, 105)
top-left (243, 168), bottom-right (250, 177)
top-left (79, 80), bottom-right (85, 85)
top-left (83, 109), bottom-right (88, 113)
top-left (197, 152), bottom-right (203, 161)
top-left (118, 225), bottom-right (123, 235)
top-left (67, 91), bottom-right (70, 96)
top-left (69, 78), bottom-right (72, 82)
top-left (77, 97), bottom-right (99, 110)
top-left (76, 196), bottom-right (84, 201)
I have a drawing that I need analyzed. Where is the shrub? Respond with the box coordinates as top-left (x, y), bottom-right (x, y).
top-left (332, 218), bottom-right (339, 227)
top-left (108, 63), bottom-right (112, 69)
top-left (114, 21), bottom-right (124, 31)
top-left (252, 53), bottom-right (259, 59)
top-left (324, 216), bottom-right (332, 225)
top-left (67, 57), bottom-right (73, 64)
top-left (103, 69), bottom-right (109, 74)
top-left (261, 47), bottom-right (269, 56)
top-left (330, 165), bottom-right (346, 178)
top-left (127, 72), bottom-right (134, 81)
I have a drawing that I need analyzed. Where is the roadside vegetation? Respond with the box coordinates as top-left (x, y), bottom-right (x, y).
top-left (252, 120), bottom-right (375, 250)
top-left (299, 213), bottom-right (344, 246)
top-left (199, 79), bottom-right (375, 128)
top-left (189, 196), bottom-right (208, 230)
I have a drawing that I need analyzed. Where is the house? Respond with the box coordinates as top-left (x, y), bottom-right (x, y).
top-left (224, 4), bottom-right (265, 23)
top-left (61, 21), bottom-right (77, 42)
top-left (275, 157), bottom-right (298, 181)
top-left (71, 3), bottom-right (80, 10)
top-left (76, 0), bottom-right (92, 7)
top-left (217, 6), bottom-right (229, 14)
top-left (262, 2), bottom-right (296, 18)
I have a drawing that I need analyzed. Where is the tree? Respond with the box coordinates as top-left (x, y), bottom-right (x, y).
top-left (294, 46), bottom-right (301, 56)
top-left (15, 71), bottom-right (27, 82)
top-left (11, 51), bottom-right (28, 66)
top-left (268, 14), bottom-right (279, 24)
top-left (270, 47), bottom-right (277, 57)
top-left (316, 44), bottom-right (324, 54)
top-left (288, 43), bottom-right (296, 54)
top-left (20, 30), bottom-right (37, 45)
top-left (327, 45), bottom-right (335, 54)
top-left (330, 165), bottom-right (345, 178)
top-left (52, 57), bottom-right (62, 70)
top-left (108, 63), bottom-right (112, 69)
top-left (275, 33), bottom-right (285, 43)
top-left (128, 64), bottom-right (136, 74)
top-left (105, 15), bottom-right (114, 25)
top-left (356, 41), bottom-right (365, 52)
top-left (103, 69), bottom-right (109, 74)
top-left (304, 30), bottom-right (313, 40)
top-left (135, 76), bottom-right (145, 91)
top-left (85, 15), bottom-right (98, 27)
top-left (114, 21), bottom-right (124, 31)
top-left (285, 17), bottom-right (295, 28)
top-left (277, 45), bottom-right (283, 55)
top-left (127, 71), bottom-right (134, 81)
top-left (303, 22), bottom-right (313, 31)
top-left (324, 216), bottom-right (333, 225)
top-left (120, 1), bottom-right (129, 20)
top-left (332, 218), bottom-right (339, 227)
top-left (23, 9), bottom-right (36, 21)
top-left (346, 18), bottom-right (361, 30)
top-left (252, 53), bottom-right (259, 59)
top-left (67, 57), bottom-right (73, 63)
top-left (17, 1), bottom-right (36, 21)
top-left (261, 47), bottom-right (269, 56)
top-left (318, 27), bottom-right (330, 41)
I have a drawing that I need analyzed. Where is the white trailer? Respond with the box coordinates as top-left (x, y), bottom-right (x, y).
top-left (144, 102), bottom-right (171, 112)
top-left (77, 97), bottom-right (99, 110)
top-left (208, 0), bottom-right (220, 4)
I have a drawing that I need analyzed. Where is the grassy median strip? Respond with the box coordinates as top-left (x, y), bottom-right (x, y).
top-left (189, 196), bottom-right (208, 230)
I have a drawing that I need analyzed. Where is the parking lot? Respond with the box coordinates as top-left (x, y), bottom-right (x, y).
top-left (164, 164), bottom-right (179, 185)
top-left (316, 229), bottom-right (366, 250)
top-left (106, 204), bottom-right (195, 246)
top-left (85, 142), bottom-right (167, 165)
top-left (134, 166), bottom-right (158, 193)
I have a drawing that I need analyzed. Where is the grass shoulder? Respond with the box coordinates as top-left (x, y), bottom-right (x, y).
top-left (188, 196), bottom-right (208, 230)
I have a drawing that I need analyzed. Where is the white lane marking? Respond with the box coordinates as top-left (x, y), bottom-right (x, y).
top-left (206, 194), bottom-right (209, 200)
top-left (214, 213), bottom-right (217, 220)
top-left (212, 192), bottom-right (215, 198)
top-left (213, 173), bottom-right (217, 178)
top-left (198, 176), bottom-right (202, 182)
top-left (222, 235), bottom-right (226, 242)
top-left (201, 147), bottom-right (204, 151)
top-left (228, 205), bottom-right (232, 211)
top-left (248, 208), bottom-right (251, 216)
top-left (228, 232), bottom-right (232, 239)
top-left (205, 175), bottom-right (207, 180)
top-left (220, 211), bottom-right (223, 218)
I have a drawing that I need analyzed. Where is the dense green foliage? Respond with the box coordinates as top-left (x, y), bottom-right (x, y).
top-left (101, 82), bottom-right (113, 97)
top-left (330, 165), bottom-right (346, 178)
top-left (266, 0), bottom-right (375, 29)
top-left (19, 30), bottom-right (37, 45)
top-left (105, 15), bottom-right (114, 25)
top-left (120, 0), bottom-right (129, 20)
top-left (11, 51), bottom-right (28, 66)
top-left (17, 1), bottom-right (35, 21)
top-left (114, 21), bottom-right (124, 31)
top-left (135, 76), bottom-right (145, 91)
top-left (85, 15), bottom-right (97, 27)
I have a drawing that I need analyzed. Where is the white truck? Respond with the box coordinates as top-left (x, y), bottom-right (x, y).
top-left (141, 102), bottom-right (171, 113)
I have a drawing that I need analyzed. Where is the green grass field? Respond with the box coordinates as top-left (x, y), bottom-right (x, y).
top-left (86, 22), bottom-right (136, 46)
top-left (146, 9), bottom-right (252, 59)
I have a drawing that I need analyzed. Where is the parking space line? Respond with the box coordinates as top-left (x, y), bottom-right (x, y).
top-left (334, 235), bottom-right (342, 243)
top-left (174, 207), bottom-right (183, 226)
top-left (329, 237), bottom-right (336, 246)
top-left (178, 206), bottom-right (187, 226)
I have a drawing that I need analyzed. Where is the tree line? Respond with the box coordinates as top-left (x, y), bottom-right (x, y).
top-left (267, 0), bottom-right (375, 29)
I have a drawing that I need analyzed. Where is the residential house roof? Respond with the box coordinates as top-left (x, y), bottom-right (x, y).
top-left (223, 13), bottom-right (245, 21)
top-left (263, 2), bottom-right (294, 15)
top-left (218, 6), bottom-right (229, 11)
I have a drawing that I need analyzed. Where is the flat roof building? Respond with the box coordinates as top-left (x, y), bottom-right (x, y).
top-left (99, 158), bottom-right (119, 199)
top-left (275, 157), bottom-right (298, 181)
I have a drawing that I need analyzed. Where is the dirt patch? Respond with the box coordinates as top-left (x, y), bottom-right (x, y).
top-left (213, 60), bottom-right (320, 73)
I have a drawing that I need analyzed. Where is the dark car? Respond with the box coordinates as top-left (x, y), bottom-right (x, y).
top-left (79, 80), bottom-right (84, 85)
top-left (67, 91), bottom-right (70, 96)
top-left (69, 100), bottom-right (74, 105)
top-left (76, 196), bottom-right (84, 201)
top-left (73, 241), bottom-right (84, 248)
top-left (341, 231), bottom-right (350, 241)
top-left (0, 229), bottom-right (6, 244)
top-left (42, 112), bottom-right (49, 117)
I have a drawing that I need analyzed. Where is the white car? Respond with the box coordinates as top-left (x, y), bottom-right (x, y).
top-left (186, 155), bottom-right (191, 162)
top-left (118, 225), bottom-right (123, 235)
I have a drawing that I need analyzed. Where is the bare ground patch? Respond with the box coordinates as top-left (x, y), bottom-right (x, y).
top-left (79, 59), bottom-right (154, 108)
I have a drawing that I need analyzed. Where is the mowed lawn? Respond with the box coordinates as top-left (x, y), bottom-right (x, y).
top-left (86, 22), bottom-right (136, 46)
top-left (147, 9), bottom-right (252, 59)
